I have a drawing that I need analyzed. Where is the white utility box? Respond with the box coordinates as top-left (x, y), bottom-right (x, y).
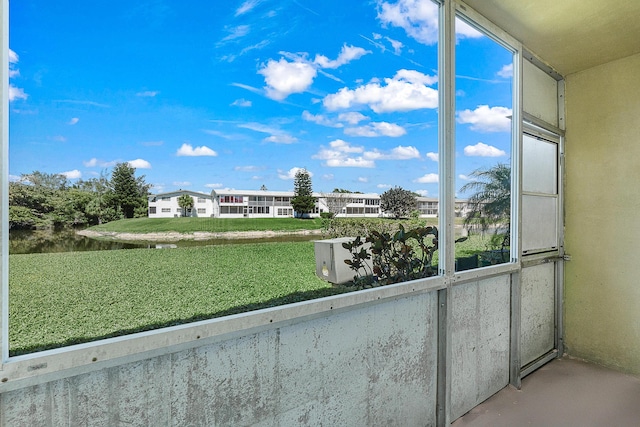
top-left (314, 237), bottom-right (371, 284)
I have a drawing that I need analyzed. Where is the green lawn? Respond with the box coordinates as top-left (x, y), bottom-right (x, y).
top-left (9, 219), bottom-right (504, 356)
top-left (9, 242), bottom-right (348, 356)
top-left (89, 217), bottom-right (325, 233)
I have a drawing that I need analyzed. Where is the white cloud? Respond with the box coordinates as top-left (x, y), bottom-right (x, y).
top-left (323, 69), bottom-right (438, 113)
top-left (61, 169), bottom-right (82, 179)
top-left (278, 167), bottom-right (313, 180)
top-left (457, 105), bottom-right (512, 132)
top-left (176, 143), bottom-right (218, 157)
top-left (9, 51), bottom-right (28, 101)
top-left (259, 58), bottom-right (317, 100)
top-left (455, 18), bottom-right (484, 40)
top-left (264, 134), bottom-right (298, 144)
top-left (329, 139), bottom-right (365, 153)
top-left (358, 176), bottom-right (369, 183)
top-left (426, 152), bottom-right (438, 162)
top-left (136, 90), bottom-right (159, 97)
top-left (302, 110), bottom-right (342, 128)
top-left (377, 183), bottom-right (392, 189)
top-left (68, 117), bottom-right (80, 125)
top-left (234, 165), bottom-right (264, 172)
top-left (394, 69), bottom-right (438, 85)
top-left (322, 173), bottom-right (334, 180)
top-left (314, 44), bottom-right (371, 69)
top-left (338, 112), bottom-right (368, 124)
top-left (458, 174), bottom-right (470, 180)
top-left (221, 25), bottom-right (250, 42)
top-left (205, 183), bottom-right (224, 189)
top-left (497, 63), bottom-right (513, 78)
top-left (463, 142), bottom-right (506, 157)
top-left (328, 157), bottom-right (375, 167)
top-left (415, 189), bottom-right (429, 197)
top-left (9, 85), bottom-right (28, 102)
top-left (365, 145), bottom-right (420, 160)
top-left (344, 121), bottom-right (406, 137)
top-left (313, 139), bottom-right (374, 168)
top-left (231, 98), bottom-right (252, 107)
top-left (238, 122), bottom-right (297, 144)
top-left (313, 139), bottom-right (419, 167)
top-left (173, 181), bottom-right (192, 187)
top-left (128, 159), bottom-right (152, 169)
top-left (83, 158), bottom-right (119, 168)
top-left (235, 0), bottom-right (261, 16)
top-left (9, 49), bottom-right (18, 64)
top-left (414, 173), bottom-right (438, 183)
top-left (386, 36), bottom-right (404, 54)
top-left (378, 0), bottom-right (483, 45)
top-left (377, 0), bottom-right (439, 45)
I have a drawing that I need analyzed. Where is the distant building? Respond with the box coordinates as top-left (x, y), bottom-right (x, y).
top-left (147, 189), bottom-right (468, 219)
top-left (147, 190), bottom-right (214, 218)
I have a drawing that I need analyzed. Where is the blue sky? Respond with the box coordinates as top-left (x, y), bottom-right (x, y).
top-left (8, 0), bottom-right (512, 197)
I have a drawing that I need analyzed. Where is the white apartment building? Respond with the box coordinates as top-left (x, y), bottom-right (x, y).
top-left (148, 189), bottom-right (468, 219)
top-left (147, 190), bottom-right (215, 218)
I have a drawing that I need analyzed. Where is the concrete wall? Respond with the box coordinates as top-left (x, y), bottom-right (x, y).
top-left (564, 52), bottom-right (640, 375)
top-left (0, 292), bottom-right (440, 426)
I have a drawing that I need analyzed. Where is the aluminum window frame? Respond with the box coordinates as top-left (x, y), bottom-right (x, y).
top-left (0, 1), bottom-right (525, 392)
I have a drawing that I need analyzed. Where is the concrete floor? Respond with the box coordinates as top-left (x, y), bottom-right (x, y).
top-left (452, 357), bottom-right (640, 427)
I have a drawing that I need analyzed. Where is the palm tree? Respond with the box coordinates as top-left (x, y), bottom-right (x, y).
top-left (460, 163), bottom-right (511, 248)
top-left (177, 194), bottom-right (194, 217)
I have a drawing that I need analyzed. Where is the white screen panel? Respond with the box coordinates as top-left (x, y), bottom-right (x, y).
top-left (523, 60), bottom-right (558, 127)
top-left (522, 195), bottom-right (558, 253)
top-left (523, 135), bottom-right (557, 194)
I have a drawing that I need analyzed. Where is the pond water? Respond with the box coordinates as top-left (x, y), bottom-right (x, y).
top-left (9, 229), bottom-right (318, 254)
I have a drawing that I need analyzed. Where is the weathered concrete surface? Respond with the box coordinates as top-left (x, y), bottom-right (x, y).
top-left (450, 276), bottom-right (511, 420)
top-left (521, 263), bottom-right (555, 366)
top-left (452, 357), bottom-right (640, 427)
top-left (0, 293), bottom-right (438, 426)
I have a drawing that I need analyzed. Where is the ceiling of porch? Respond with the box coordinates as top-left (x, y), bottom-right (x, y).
top-left (464, 0), bottom-right (640, 76)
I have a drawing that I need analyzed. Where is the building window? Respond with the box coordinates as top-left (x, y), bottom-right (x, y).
top-left (220, 195), bottom-right (243, 204)
top-left (161, 208), bottom-right (171, 213)
top-left (197, 198), bottom-right (206, 203)
top-left (149, 207), bottom-right (157, 214)
top-left (277, 208), bottom-right (293, 216)
top-left (220, 206), bottom-right (243, 214)
top-left (197, 208), bottom-right (206, 214)
top-left (161, 196), bottom-right (171, 201)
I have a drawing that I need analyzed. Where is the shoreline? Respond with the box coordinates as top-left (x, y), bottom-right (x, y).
top-left (76, 228), bottom-right (324, 242)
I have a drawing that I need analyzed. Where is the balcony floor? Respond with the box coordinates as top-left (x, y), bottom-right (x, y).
top-left (452, 357), bottom-right (640, 427)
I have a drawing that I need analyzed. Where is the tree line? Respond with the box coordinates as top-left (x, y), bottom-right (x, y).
top-left (9, 163), bottom-right (150, 230)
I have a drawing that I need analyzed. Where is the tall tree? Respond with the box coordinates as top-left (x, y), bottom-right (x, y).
top-left (380, 186), bottom-right (417, 219)
top-left (177, 194), bottom-right (194, 217)
top-left (110, 163), bottom-right (148, 219)
top-left (290, 169), bottom-right (315, 218)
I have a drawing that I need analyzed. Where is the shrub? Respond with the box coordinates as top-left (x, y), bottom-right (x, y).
top-left (343, 224), bottom-right (467, 288)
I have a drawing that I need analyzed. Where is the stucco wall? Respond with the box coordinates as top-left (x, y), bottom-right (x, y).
top-left (564, 52), bottom-right (640, 375)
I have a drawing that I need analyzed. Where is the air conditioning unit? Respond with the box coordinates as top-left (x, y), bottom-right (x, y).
top-left (314, 237), bottom-right (371, 285)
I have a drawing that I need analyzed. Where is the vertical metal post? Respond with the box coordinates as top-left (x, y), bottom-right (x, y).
top-left (509, 46), bottom-right (524, 388)
top-left (436, 288), bottom-right (449, 426)
top-left (556, 80), bottom-right (566, 358)
top-left (436, 1), bottom-right (455, 425)
top-left (1, 0), bottom-right (9, 364)
top-left (509, 271), bottom-right (522, 388)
